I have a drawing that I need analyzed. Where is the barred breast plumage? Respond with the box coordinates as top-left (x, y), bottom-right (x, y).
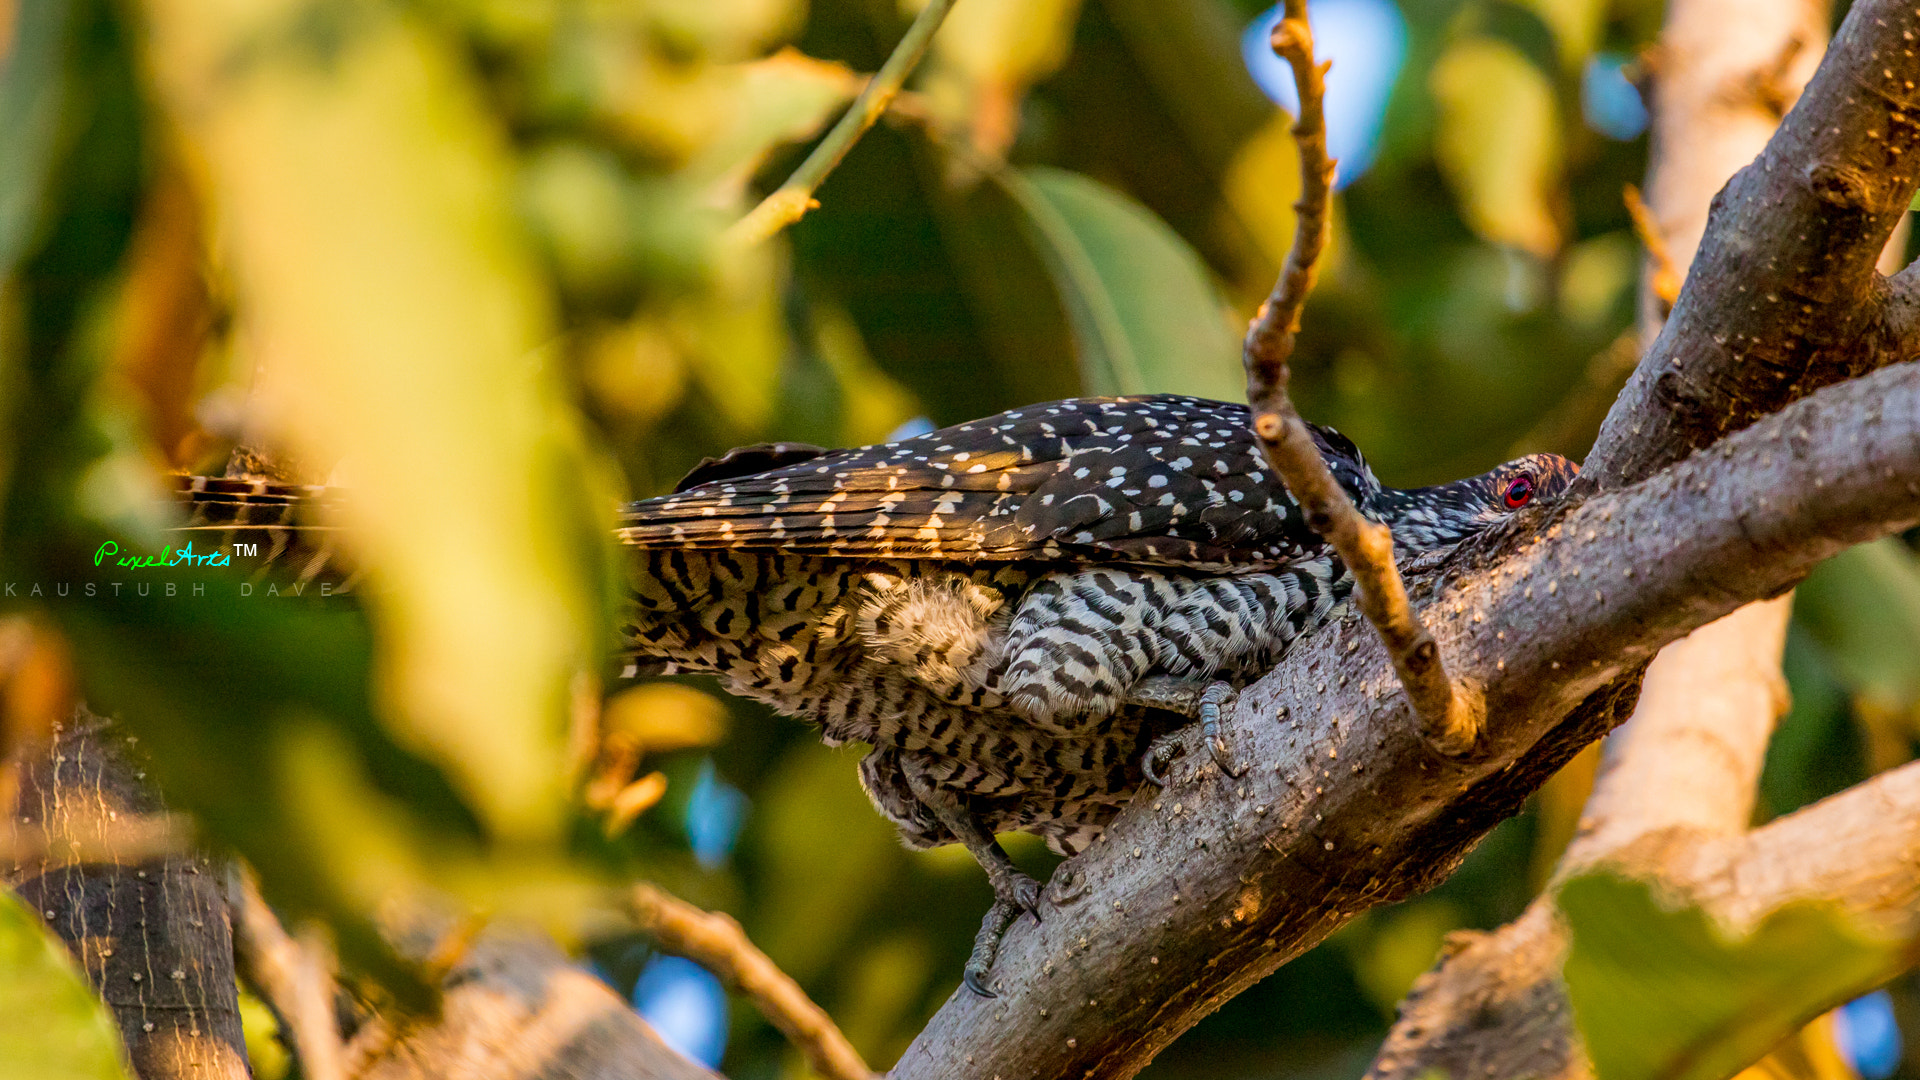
top-left (617, 394), bottom-right (1578, 993)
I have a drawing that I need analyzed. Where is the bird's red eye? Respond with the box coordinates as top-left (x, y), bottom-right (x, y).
top-left (1503, 475), bottom-right (1535, 509)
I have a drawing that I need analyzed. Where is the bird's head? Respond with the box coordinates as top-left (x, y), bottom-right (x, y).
top-left (1369, 452), bottom-right (1580, 551)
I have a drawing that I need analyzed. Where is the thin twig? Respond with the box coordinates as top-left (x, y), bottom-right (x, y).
top-left (630, 882), bottom-right (877, 1080)
top-left (229, 866), bottom-right (348, 1080)
top-left (727, 0), bottom-right (958, 247)
top-left (1624, 184), bottom-right (1681, 310)
top-left (1240, 0), bottom-right (1480, 755)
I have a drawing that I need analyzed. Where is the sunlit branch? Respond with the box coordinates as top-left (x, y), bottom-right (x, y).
top-left (231, 866), bottom-right (349, 1080)
top-left (1238, 0), bottom-right (1478, 754)
top-left (631, 883), bottom-right (877, 1080)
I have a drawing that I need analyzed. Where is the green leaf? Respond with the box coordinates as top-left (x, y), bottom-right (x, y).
top-left (0, 891), bottom-right (132, 1080)
top-left (1000, 166), bottom-right (1243, 399)
top-left (1793, 538), bottom-right (1920, 714)
top-left (1561, 872), bottom-right (1909, 1080)
top-left (0, 0), bottom-right (72, 278)
top-left (1516, 0), bottom-right (1608, 69)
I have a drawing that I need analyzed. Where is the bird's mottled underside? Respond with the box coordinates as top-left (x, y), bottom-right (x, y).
top-left (617, 394), bottom-right (1576, 991)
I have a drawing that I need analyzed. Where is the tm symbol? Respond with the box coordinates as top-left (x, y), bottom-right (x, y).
top-left (232, 542), bottom-right (258, 557)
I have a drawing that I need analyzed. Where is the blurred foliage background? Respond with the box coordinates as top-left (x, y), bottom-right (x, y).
top-left (3, 0), bottom-right (1920, 1076)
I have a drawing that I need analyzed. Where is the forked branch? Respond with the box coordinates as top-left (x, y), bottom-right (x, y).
top-left (1239, 0), bottom-right (1478, 754)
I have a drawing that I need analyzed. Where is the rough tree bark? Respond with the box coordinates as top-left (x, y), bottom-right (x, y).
top-left (4, 705), bottom-right (248, 1080)
top-left (886, 1), bottom-right (1920, 1076)
top-left (1366, 597), bottom-right (1794, 1080)
top-left (1368, 1), bottom-right (1826, 1072)
top-left (1579, 0), bottom-right (1920, 491)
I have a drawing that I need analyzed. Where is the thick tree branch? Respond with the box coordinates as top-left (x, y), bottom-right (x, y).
top-left (1582, 0), bottom-right (1920, 492)
top-left (890, 356), bottom-right (1920, 1080)
top-left (1367, 598), bottom-right (1793, 1080)
top-left (350, 923), bottom-right (721, 1080)
top-left (5, 707), bottom-right (249, 1080)
top-left (1631, 5), bottom-right (1827, 333)
top-left (630, 882), bottom-right (876, 1080)
top-left (1366, 2), bottom-right (1920, 1070)
top-left (886, 4), bottom-right (1920, 1076)
top-left (1241, 0), bottom-right (1474, 754)
top-left (1370, 757), bottom-right (1920, 1080)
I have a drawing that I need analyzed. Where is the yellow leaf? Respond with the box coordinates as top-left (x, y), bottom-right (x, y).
top-left (1222, 111), bottom-right (1308, 290)
top-left (1430, 37), bottom-right (1564, 257)
top-left (911, 0), bottom-right (1083, 156)
top-left (601, 683), bottom-right (729, 755)
top-left (142, 1), bottom-right (610, 842)
top-left (1518, 0), bottom-right (1607, 69)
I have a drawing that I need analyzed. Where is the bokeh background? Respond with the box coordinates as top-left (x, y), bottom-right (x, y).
top-left (3, 0), bottom-right (1918, 1076)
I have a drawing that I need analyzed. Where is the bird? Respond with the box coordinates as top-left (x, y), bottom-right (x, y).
top-left (615, 393), bottom-right (1579, 994)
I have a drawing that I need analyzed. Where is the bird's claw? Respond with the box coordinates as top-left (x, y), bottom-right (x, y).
top-left (963, 899), bottom-right (1021, 997)
top-left (1198, 683), bottom-right (1246, 778)
top-left (1142, 683), bottom-right (1244, 784)
top-left (1141, 731), bottom-right (1184, 787)
top-left (961, 871), bottom-right (1044, 997)
top-left (1000, 870), bottom-right (1044, 920)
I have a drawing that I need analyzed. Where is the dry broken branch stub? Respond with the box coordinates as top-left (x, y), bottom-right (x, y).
top-left (1624, 184), bottom-right (1682, 310)
top-left (630, 883), bottom-right (876, 1080)
top-left (1239, 0), bottom-right (1477, 755)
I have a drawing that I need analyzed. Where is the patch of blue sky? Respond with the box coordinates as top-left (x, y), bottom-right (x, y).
top-left (684, 757), bottom-right (748, 869)
top-left (887, 415), bottom-right (937, 441)
top-left (633, 955), bottom-right (730, 1067)
top-left (1242, 0), bottom-right (1407, 188)
top-left (1834, 990), bottom-right (1902, 1080)
top-left (1582, 52), bottom-right (1649, 140)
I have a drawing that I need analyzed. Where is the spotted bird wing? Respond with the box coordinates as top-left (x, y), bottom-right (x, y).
top-left (618, 395), bottom-right (1379, 571)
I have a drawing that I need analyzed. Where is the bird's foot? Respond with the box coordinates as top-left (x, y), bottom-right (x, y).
top-left (962, 870), bottom-right (1044, 997)
top-left (994, 868), bottom-right (1044, 920)
top-left (963, 899), bottom-right (1021, 997)
top-left (1141, 729), bottom-right (1185, 787)
top-left (1197, 682), bottom-right (1245, 777)
top-left (1135, 680), bottom-right (1243, 783)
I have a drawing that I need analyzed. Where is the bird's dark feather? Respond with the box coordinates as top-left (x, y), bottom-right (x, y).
top-left (621, 396), bottom-right (1378, 570)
